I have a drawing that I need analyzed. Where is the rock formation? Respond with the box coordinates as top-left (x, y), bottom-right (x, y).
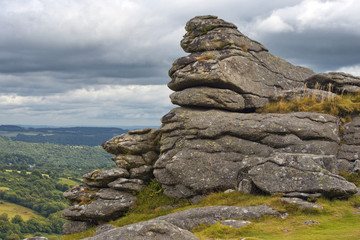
top-left (155, 15), bottom-right (357, 199)
top-left (83, 205), bottom-right (281, 240)
top-left (62, 15), bottom-right (360, 237)
top-left (62, 128), bottom-right (160, 234)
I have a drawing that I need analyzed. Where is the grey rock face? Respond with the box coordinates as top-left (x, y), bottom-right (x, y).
top-left (83, 220), bottom-right (199, 240)
top-left (248, 153), bottom-right (356, 198)
top-left (155, 107), bottom-right (347, 198)
top-left (102, 128), bottom-right (160, 155)
top-left (305, 72), bottom-right (360, 94)
top-left (62, 221), bottom-right (95, 235)
top-left (337, 116), bottom-right (360, 172)
top-left (82, 168), bottom-right (130, 187)
top-left (170, 87), bottom-right (245, 111)
top-left (62, 190), bottom-right (135, 221)
top-left (220, 220), bottom-right (251, 228)
top-left (84, 204), bottom-right (280, 240)
top-left (154, 205), bottom-right (280, 230)
top-left (280, 197), bottom-right (323, 210)
top-left (169, 16), bottom-right (314, 111)
top-left (108, 178), bottom-right (144, 192)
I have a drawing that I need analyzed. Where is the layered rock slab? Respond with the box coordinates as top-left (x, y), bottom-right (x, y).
top-left (168, 16), bottom-right (314, 111)
top-left (337, 116), bottom-right (360, 172)
top-left (154, 107), bottom-right (356, 198)
top-left (84, 205), bottom-right (280, 240)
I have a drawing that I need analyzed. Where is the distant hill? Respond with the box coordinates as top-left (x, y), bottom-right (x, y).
top-left (0, 125), bottom-right (128, 146)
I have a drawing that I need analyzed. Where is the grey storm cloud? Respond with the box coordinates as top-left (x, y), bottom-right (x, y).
top-left (0, 0), bottom-right (359, 126)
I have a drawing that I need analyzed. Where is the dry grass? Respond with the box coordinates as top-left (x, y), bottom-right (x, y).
top-left (258, 90), bottom-right (360, 120)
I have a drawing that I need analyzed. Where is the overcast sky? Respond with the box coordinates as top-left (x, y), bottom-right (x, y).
top-left (0, 0), bottom-right (359, 128)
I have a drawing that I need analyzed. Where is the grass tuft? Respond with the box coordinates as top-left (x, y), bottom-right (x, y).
top-left (257, 92), bottom-right (360, 119)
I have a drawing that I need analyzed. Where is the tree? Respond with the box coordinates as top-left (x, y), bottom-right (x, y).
top-left (11, 215), bottom-right (24, 226)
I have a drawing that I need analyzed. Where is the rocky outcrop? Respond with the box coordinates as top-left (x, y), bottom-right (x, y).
top-left (168, 15), bottom-right (314, 112)
top-left (84, 205), bottom-right (281, 240)
top-left (154, 15), bottom-right (357, 199)
top-left (305, 72), bottom-right (360, 93)
top-left (62, 15), bottom-right (360, 237)
top-left (62, 128), bottom-right (160, 234)
top-left (155, 107), bottom-right (357, 198)
top-left (338, 116), bottom-right (360, 172)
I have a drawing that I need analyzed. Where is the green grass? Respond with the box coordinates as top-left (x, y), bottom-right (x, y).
top-left (0, 186), bottom-right (10, 191)
top-left (0, 201), bottom-right (41, 221)
top-left (58, 177), bottom-right (80, 187)
top-left (193, 197), bottom-right (360, 240)
top-left (63, 180), bottom-right (360, 240)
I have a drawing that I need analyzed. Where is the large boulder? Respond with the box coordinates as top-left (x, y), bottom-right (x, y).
top-left (83, 204), bottom-right (281, 240)
top-left (248, 153), bottom-right (357, 198)
top-left (62, 189), bottom-right (135, 221)
top-left (168, 16), bottom-right (314, 111)
top-left (337, 116), bottom-right (360, 172)
top-left (305, 72), bottom-right (360, 93)
top-left (154, 107), bottom-right (355, 198)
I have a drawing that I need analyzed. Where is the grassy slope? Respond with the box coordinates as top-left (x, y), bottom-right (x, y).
top-left (0, 201), bottom-right (41, 221)
top-left (63, 180), bottom-right (360, 240)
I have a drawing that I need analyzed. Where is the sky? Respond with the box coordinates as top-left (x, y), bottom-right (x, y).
top-left (0, 0), bottom-right (360, 128)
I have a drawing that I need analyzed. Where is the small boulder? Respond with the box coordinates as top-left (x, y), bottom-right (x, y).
top-left (82, 168), bottom-right (129, 187)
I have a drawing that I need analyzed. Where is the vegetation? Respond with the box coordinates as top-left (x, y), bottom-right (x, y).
top-left (0, 137), bottom-right (115, 176)
top-left (257, 91), bottom-right (360, 119)
top-left (63, 179), bottom-right (360, 240)
top-left (0, 211), bottom-right (64, 240)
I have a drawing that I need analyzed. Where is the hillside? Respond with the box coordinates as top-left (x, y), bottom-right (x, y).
top-left (0, 137), bottom-right (115, 176)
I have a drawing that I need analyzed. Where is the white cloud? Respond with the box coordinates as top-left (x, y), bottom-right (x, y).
top-left (246, 0), bottom-right (360, 37)
top-left (337, 64), bottom-right (360, 77)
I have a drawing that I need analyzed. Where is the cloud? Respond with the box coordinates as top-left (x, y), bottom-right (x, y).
top-left (243, 0), bottom-right (360, 72)
top-left (0, 84), bottom-right (173, 126)
top-left (337, 64), bottom-right (360, 77)
top-left (0, 0), bottom-right (359, 126)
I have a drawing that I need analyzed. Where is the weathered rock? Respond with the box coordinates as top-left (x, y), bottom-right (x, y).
top-left (93, 224), bottom-right (115, 236)
top-left (303, 220), bottom-right (320, 225)
top-left (83, 220), bottom-right (199, 240)
top-left (62, 221), bottom-right (95, 235)
top-left (169, 16), bottom-right (314, 110)
top-left (155, 205), bottom-right (280, 230)
top-left (170, 86), bottom-right (245, 111)
top-left (249, 153), bottom-right (357, 198)
top-left (108, 178), bottom-right (144, 192)
top-left (102, 128), bottom-right (160, 155)
top-left (130, 165), bottom-right (153, 180)
top-left (181, 15), bottom-right (266, 53)
top-left (337, 116), bottom-right (360, 172)
top-left (280, 197), bottom-right (323, 210)
top-left (62, 190), bottom-right (135, 221)
top-left (111, 155), bottom-right (146, 169)
top-left (305, 72), bottom-right (360, 94)
top-left (24, 237), bottom-right (48, 240)
top-left (83, 168), bottom-right (130, 187)
top-left (63, 184), bottom-right (99, 204)
top-left (271, 88), bottom-right (336, 102)
top-left (283, 192), bottom-right (322, 199)
top-left (342, 117), bottom-right (360, 145)
top-left (156, 107), bottom-right (342, 198)
top-left (220, 220), bottom-right (251, 228)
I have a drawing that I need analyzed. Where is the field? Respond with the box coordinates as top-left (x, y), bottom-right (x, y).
top-left (0, 201), bottom-right (41, 221)
top-left (58, 177), bottom-right (80, 187)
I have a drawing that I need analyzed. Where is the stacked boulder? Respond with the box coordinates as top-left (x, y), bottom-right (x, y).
top-left (62, 128), bottom-right (160, 234)
top-left (153, 15), bottom-right (358, 199)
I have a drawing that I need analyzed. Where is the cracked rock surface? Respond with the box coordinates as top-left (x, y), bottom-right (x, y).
top-left (168, 16), bottom-right (314, 111)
